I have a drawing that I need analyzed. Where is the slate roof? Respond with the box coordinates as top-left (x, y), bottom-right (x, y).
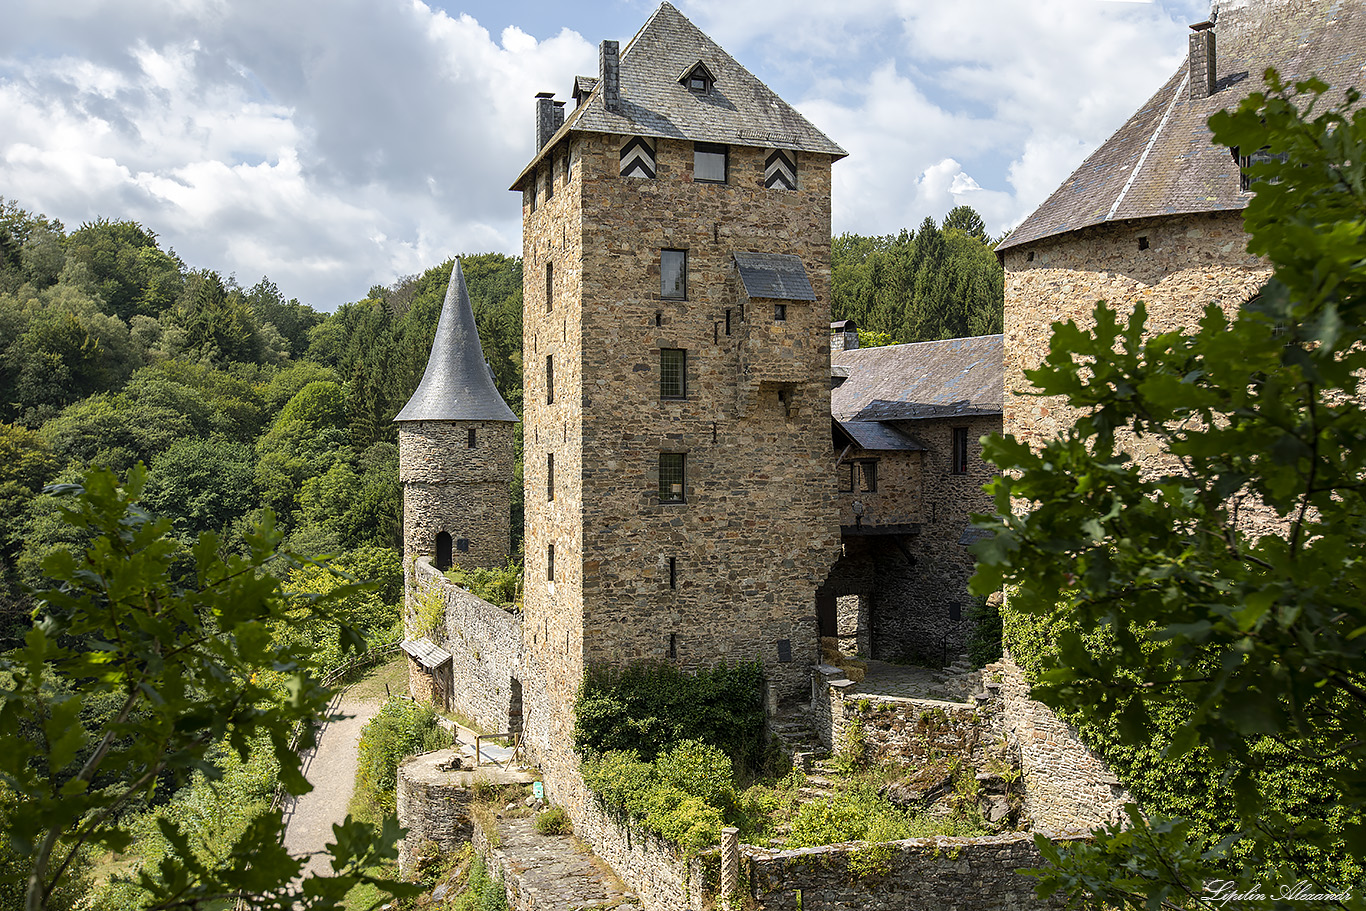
top-left (512, 2), bottom-right (846, 189)
top-left (394, 261), bottom-right (518, 423)
top-left (734, 252), bottom-right (817, 301)
top-left (999, 0), bottom-right (1366, 252)
top-left (831, 335), bottom-right (1004, 422)
top-left (835, 420), bottom-right (925, 452)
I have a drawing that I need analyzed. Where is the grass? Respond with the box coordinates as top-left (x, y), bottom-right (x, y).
top-left (346, 654), bottom-right (409, 702)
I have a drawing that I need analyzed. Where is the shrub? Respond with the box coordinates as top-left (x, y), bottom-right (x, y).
top-left (534, 806), bottom-right (571, 836)
top-left (573, 661), bottom-right (765, 771)
top-left (966, 595), bottom-right (1003, 667)
top-left (353, 698), bottom-right (448, 821)
top-left (445, 558), bottom-right (523, 609)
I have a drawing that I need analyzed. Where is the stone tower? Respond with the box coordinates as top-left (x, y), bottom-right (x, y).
top-left (510, 2), bottom-right (846, 784)
top-left (395, 260), bottom-right (518, 572)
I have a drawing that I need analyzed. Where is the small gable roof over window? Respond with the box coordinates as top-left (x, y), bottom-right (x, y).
top-left (733, 252), bottom-right (816, 301)
top-left (677, 59), bottom-right (717, 91)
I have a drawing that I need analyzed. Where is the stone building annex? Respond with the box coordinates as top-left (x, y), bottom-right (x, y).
top-left (390, 1), bottom-right (1366, 908)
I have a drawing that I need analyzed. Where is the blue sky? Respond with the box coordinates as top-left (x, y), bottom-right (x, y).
top-left (0, 0), bottom-right (1209, 310)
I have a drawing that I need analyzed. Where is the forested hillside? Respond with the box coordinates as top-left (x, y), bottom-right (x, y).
top-left (831, 205), bottom-right (1004, 344)
top-left (0, 196), bottom-right (1002, 635)
top-left (0, 196), bottom-right (524, 644)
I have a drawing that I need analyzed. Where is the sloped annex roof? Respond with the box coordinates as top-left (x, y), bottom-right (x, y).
top-left (733, 252), bottom-right (817, 301)
top-left (512, 2), bottom-right (846, 190)
top-left (834, 420), bottom-right (925, 452)
top-left (831, 335), bottom-right (1003, 422)
top-left (394, 261), bottom-right (518, 423)
top-left (998, 0), bottom-right (1366, 252)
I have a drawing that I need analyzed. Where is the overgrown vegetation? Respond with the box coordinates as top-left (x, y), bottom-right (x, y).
top-left (352, 698), bottom-right (450, 824)
top-left (971, 73), bottom-right (1366, 905)
top-left (965, 595), bottom-right (1003, 668)
top-left (443, 558), bottom-right (523, 610)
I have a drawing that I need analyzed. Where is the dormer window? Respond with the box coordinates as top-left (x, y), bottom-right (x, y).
top-left (677, 60), bottom-right (716, 95)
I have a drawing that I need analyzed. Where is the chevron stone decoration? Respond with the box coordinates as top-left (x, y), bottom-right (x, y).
top-left (764, 149), bottom-right (796, 190)
top-left (619, 136), bottom-right (657, 178)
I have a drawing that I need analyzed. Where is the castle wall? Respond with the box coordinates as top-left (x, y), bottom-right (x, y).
top-left (410, 560), bottom-right (523, 735)
top-left (400, 420), bottom-right (515, 571)
top-left (1001, 211), bottom-right (1268, 450)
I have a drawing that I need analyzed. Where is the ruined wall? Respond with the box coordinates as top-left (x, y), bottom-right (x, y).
top-left (826, 687), bottom-right (989, 768)
top-left (745, 831), bottom-right (1077, 911)
top-left (569, 795), bottom-right (709, 911)
top-left (410, 560), bottom-right (523, 735)
top-left (986, 657), bottom-right (1133, 829)
top-left (396, 749), bottom-right (473, 877)
top-left (400, 420), bottom-right (515, 571)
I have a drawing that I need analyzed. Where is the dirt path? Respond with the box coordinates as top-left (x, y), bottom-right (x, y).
top-left (280, 689), bottom-right (383, 877)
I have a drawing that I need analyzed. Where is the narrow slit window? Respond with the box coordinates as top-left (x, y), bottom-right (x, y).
top-left (546, 261), bottom-right (554, 311)
top-left (660, 348), bottom-right (686, 399)
top-left (661, 250), bottom-right (686, 300)
top-left (659, 452), bottom-right (686, 504)
top-left (668, 557), bottom-right (677, 589)
top-left (546, 354), bottom-right (554, 405)
top-left (725, 309), bottom-right (732, 336)
top-left (547, 543), bottom-right (555, 581)
top-left (467, 428), bottom-right (477, 448)
top-left (859, 460), bottom-right (878, 492)
top-left (952, 427), bottom-right (969, 474)
top-left (547, 452), bottom-right (555, 502)
top-left (669, 632), bottom-right (677, 658)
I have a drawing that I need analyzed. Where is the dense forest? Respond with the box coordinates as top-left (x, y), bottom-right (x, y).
top-left (0, 195), bottom-right (1002, 637)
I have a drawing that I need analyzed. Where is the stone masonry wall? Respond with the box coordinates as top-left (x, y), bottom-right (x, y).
top-left (400, 420), bottom-right (515, 571)
top-left (569, 793), bottom-right (709, 911)
top-left (835, 446), bottom-right (921, 529)
top-left (745, 831), bottom-right (1077, 911)
top-left (396, 749), bottom-right (473, 878)
top-left (410, 559), bottom-right (523, 735)
top-left (1001, 211), bottom-right (1268, 452)
top-left (823, 680), bottom-right (989, 767)
top-left (986, 657), bottom-right (1132, 829)
top-left (520, 128), bottom-right (844, 807)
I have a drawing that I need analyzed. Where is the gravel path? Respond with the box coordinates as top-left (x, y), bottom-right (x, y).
top-left (281, 690), bottom-right (382, 877)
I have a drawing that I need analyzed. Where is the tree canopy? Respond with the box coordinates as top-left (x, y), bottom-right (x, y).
top-left (971, 74), bottom-right (1366, 905)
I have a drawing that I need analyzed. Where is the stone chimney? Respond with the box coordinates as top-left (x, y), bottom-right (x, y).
top-left (831, 320), bottom-right (859, 353)
top-left (535, 92), bottom-right (558, 150)
top-left (600, 40), bottom-right (620, 113)
top-left (1188, 20), bottom-right (1216, 99)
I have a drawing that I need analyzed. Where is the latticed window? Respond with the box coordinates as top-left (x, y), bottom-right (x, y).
top-left (694, 142), bottom-right (727, 183)
top-left (660, 348), bottom-right (686, 398)
top-left (659, 452), bottom-right (685, 503)
top-left (952, 427), bottom-right (969, 474)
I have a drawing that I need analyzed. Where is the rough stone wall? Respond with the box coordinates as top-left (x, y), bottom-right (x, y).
top-left (573, 134), bottom-right (842, 702)
top-left (568, 794), bottom-right (709, 911)
top-left (745, 831), bottom-right (1077, 911)
top-left (1001, 211), bottom-right (1268, 452)
top-left (520, 129), bottom-right (844, 806)
top-left (836, 446), bottom-right (921, 528)
top-left (400, 420), bottom-right (515, 571)
top-left (396, 749), bottom-right (473, 877)
top-left (410, 560), bottom-right (523, 734)
top-left (824, 682), bottom-right (988, 767)
top-left (986, 657), bottom-right (1132, 829)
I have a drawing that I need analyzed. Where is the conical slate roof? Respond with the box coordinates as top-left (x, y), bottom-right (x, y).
top-left (393, 261), bottom-right (517, 423)
top-left (512, 2), bottom-right (845, 190)
top-left (999, 0), bottom-right (1366, 252)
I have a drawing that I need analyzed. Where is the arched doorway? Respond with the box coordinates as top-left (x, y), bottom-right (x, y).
top-left (435, 531), bottom-right (453, 571)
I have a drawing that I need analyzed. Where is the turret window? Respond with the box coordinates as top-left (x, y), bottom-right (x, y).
top-left (694, 143), bottom-right (727, 183)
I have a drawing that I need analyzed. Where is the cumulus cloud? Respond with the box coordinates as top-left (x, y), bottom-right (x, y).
top-left (0, 0), bottom-right (1212, 307)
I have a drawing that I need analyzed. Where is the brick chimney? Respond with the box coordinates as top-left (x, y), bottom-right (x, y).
top-left (535, 92), bottom-right (558, 150)
top-left (1188, 20), bottom-right (1216, 99)
top-left (831, 320), bottom-right (859, 353)
top-left (600, 40), bottom-right (620, 113)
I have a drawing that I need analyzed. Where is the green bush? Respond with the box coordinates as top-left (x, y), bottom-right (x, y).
top-left (534, 806), bottom-right (571, 836)
top-left (454, 854), bottom-right (508, 911)
top-left (445, 558), bottom-right (523, 609)
top-left (353, 698), bottom-right (448, 822)
top-left (785, 786), bottom-right (985, 849)
top-left (573, 661), bottom-right (765, 771)
top-left (965, 595), bottom-right (1002, 668)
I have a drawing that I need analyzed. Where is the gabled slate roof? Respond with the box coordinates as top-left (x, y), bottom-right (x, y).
top-left (734, 252), bottom-right (817, 301)
top-left (999, 0), bottom-right (1366, 252)
top-left (513, 2), bottom-right (845, 189)
top-left (394, 261), bottom-right (518, 423)
top-left (835, 420), bottom-right (925, 452)
top-left (831, 335), bottom-right (1003, 422)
